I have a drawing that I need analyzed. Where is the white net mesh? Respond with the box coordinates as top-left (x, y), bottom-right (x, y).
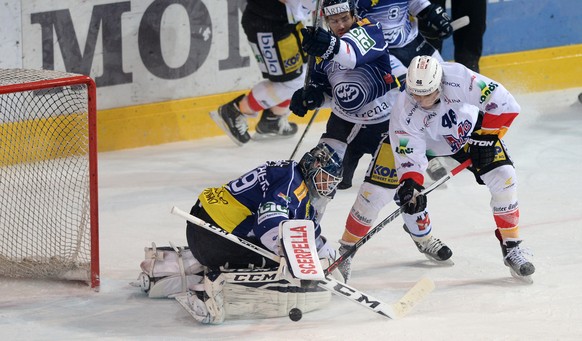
top-left (0, 68), bottom-right (96, 285)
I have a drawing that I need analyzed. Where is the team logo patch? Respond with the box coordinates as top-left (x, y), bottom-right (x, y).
top-left (345, 27), bottom-right (376, 55)
top-left (395, 139), bottom-right (413, 155)
top-left (478, 80), bottom-right (499, 104)
top-left (333, 82), bottom-right (366, 111)
top-left (257, 202), bottom-right (288, 224)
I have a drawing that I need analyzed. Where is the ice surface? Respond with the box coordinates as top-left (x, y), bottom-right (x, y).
top-left (2, 88), bottom-right (582, 340)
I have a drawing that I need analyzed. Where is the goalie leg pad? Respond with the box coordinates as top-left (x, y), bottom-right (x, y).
top-left (175, 291), bottom-right (214, 324)
top-left (202, 270), bottom-right (226, 324)
top-left (139, 244), bottom-right (204, 278)
top-left (220, 268), bottom-right (331, 320)
top-left (132, 243), bottom-right (205, 297)
top-left (147, 274), bottom-right (204, 298)
top-left (175, 270), bottom-right (227, 324)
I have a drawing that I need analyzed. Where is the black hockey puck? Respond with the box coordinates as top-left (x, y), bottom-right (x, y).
top-left (288, 308), bottom-right (302, 322)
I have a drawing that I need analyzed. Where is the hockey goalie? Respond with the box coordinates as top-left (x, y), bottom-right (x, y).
top-left (132, 143), bottom-right (346, 324)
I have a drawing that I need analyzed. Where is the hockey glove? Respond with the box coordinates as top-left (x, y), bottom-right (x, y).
top-left (290, 88), bottom-right (309, 117)
top-left (290, 85), bottom-right (324, 117)
top-left (303, 84), bottom-right (325, 109)
top-left (397, 179), bottom-right (427, 215)
top-left (301, 26), bottom-right (340, 60)
top-left (467, 132), bottom-right (499, 169)
top-left (418, 4), bottom-right (453, 39)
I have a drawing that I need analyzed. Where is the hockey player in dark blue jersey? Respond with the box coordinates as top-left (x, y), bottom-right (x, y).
top-left (290, 0), bottom-right (406, 159)
top-left (290, 0), bottom-right (452, 282)
top-left (340, 0), bottom-right (452, 189)
top-left (132, 143), bottom-right (344, 324)
top-left (186, 142), bottom-right (343, 269)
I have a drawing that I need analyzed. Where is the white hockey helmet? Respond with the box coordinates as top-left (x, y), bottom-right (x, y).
top-left (406, 55), bottom-right (443, 96)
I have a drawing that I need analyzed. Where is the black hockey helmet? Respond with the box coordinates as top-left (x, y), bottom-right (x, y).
top-left (299, 142), bottom-right (343, 198)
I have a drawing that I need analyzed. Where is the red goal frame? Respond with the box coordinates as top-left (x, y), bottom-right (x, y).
top-left (0, 72), bottom-right (100, 289)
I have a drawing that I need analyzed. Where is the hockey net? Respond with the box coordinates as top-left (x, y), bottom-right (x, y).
top-left (0, 69), bottom-right (99, 289)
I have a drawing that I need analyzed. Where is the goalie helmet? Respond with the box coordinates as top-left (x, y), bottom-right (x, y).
top-left (299, 142), bottom-right (343, 198)
top-left (322, 0), bottom-right (356, 17)
top-left (406, 55), bottom-right (443, 96)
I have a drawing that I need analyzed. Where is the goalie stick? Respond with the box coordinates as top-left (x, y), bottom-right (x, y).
top-left (325, 159), bottom-right (472, 276)
top-left (170, 206), bottom-right (434, 320)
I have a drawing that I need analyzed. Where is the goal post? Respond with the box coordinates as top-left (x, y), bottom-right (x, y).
top-left (0, 69), bottom-right (99, 289)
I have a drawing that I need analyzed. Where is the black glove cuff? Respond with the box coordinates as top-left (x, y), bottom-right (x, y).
top-left (417, 4), bottom-right (433, 19)
top-left (321, 35), bottom-right (340, 60)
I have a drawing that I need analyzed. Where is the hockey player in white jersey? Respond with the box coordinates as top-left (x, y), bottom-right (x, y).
top-left (389, 55), bottom-right (535, 280)
top-left (290, 0), bottom-right (452, 281)
top-left (338, 0), bottom-right (453, 189)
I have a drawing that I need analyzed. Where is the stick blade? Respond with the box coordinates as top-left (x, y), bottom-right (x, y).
top-left (390, 277), bottom-right (435, 319)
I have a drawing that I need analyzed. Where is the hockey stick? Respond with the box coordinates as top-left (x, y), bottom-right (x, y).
top-left (302, 0), bottom-right (322, 89)
top-left (170, 206), bottom-right (432, 319)
top-left (289, 109), bottom-right (319, 159)
top-left (325, 159), bottom-right (472, 276)
top-left (451, 16), bottom-right (470, 31)
top-left (289, 1), bottom-right (323, 160)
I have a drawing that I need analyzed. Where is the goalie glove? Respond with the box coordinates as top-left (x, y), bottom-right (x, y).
top-left (418, 4), bottom-right (453, 39)
top-left (466, 132), bottom-right (499, 169)
top-left (301, 26), bottom-right (340, 60)
top-left (397, 179), bottom-right (427, 215)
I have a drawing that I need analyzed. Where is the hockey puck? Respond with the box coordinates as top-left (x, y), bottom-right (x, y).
top-left (288, 308), bottom-right (302, 322)
top-left (578, 92), bottom-right (582, 104)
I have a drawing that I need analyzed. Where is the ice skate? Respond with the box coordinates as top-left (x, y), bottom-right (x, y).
top-left (337, 240), bottom-right (355, 283)
top-left (254, 109), bottom-right (298, 140)
top-left (501, 239), bottom-right (535, 283)
top-left (210, 94), bottom-right (251, 146)
top-left (403, 224), bottom-right (453, 264)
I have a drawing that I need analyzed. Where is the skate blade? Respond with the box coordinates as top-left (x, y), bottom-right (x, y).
top-left (252, 131), bottom-right (296, 141)
top-left (209, 110), bottom-right (246, 147)
top-left (424, 254), bottom-right (454, 266)
top-left (509, 268), bottom-right (534, 284)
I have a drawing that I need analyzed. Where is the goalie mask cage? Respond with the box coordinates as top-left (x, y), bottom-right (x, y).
top-left (0, 69), bottom-right (99, 289)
